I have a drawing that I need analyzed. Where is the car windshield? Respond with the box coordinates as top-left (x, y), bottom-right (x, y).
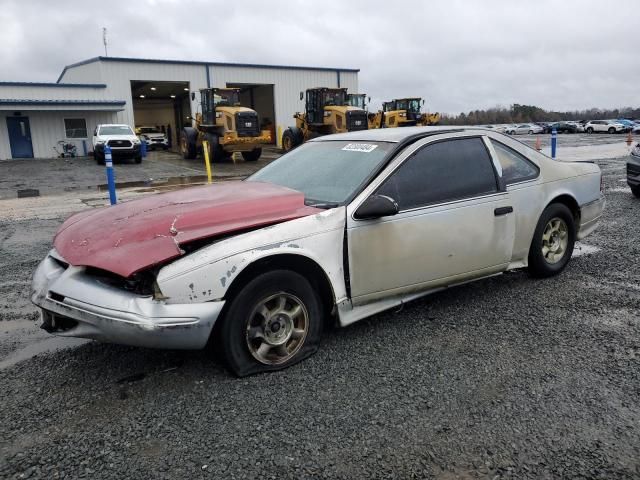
top-left (99, 125), bottom-right (134, 135)
top-left (138, 127), bottom-right (160, 134)
top-left (248, 140), bottom-right (394, 206)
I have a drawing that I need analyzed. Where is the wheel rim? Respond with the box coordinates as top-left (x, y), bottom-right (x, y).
top-left (245, 293), bottom-right (309, 365)
top-left (283, 136), bottom-right (292, 151)
top-left (180, 135), bottom-right (187, 154)
top-left (541, 217), bottom-right (569, 264)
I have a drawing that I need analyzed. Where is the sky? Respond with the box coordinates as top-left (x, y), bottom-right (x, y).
top-left (1, 0), bottom-right (637, 115)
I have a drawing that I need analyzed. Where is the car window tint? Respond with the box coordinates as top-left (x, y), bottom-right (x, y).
top-left (376, 137), bottom-right (498, 210)
top-left (490, 139), bottom-right (539, 184)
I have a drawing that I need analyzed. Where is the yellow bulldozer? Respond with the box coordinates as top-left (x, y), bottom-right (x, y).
top-left (181, 88), bottom-right (271, 162)
top-left (368, 98), bottom-right (441, 129)
top-left (281, 88), bottom-right (368, 152)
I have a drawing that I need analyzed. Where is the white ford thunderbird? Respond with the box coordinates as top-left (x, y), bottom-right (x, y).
top-left (32, 127), bottom-right (605, 376)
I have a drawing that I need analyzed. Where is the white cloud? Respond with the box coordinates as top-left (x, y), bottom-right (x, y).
top-left (1, 0), bottom-right (637, 114)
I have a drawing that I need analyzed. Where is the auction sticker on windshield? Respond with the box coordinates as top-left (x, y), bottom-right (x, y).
top-left (342, 143), bottom-right (378, 153)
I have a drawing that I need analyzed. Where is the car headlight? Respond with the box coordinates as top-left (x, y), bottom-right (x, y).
top-left (132, 138), bottom-right (141, 144)
top-left (95, 140), bottom-right (105, 145)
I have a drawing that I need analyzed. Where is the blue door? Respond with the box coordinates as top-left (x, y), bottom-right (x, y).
top-left (7, 116), bottom-right (34, 158)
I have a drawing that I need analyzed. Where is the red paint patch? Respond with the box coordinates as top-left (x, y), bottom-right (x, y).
top-left (54, 181), bottom-right (319, 277)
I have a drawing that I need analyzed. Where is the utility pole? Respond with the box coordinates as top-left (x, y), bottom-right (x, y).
top-left (102, 27), bottom-right (108, 56)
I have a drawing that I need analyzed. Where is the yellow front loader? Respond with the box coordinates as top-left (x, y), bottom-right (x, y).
top-left (181, 88), bottom-right (271, 162)
top-left (281, 88), bottom-right (368, 152)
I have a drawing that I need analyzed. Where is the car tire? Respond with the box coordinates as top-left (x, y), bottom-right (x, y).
top-left (241, 148), bottom-right (262, 162)
top-left (134, 156), bottom-right (142, 164)
top-left (528, 130), bottom-right (533, 135)
top-left (587, 127), bottom-right (593, 134)
top-left (218, 270), bottom-right (323, 377)
top-left (528, 203), bottom-right (576, 278)
top-left (96, 152), bottom-right (105, 165)
top-left (608, 127), bottom-right (616, 134)
top-left (631, 185), bottom-right (640, 198)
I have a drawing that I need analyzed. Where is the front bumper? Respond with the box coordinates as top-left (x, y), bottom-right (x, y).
top-left (628, 150), bottom-right (640, 188)
top-left (31, 251), bottom-right (224, 350)
top-left (95, 143), bottom-right (141, 159)
top-left (577, 194), bottom-right (606, 240)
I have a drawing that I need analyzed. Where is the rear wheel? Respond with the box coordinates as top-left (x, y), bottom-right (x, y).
top-left (181, 127), bottom-right (198, 159)
top-left (631, 185), bottom-right (640, 198)
top-left (528, 203), bottom-right (576, 278)
top-left (218, 270), bottom-right (323, 377)
top-left (242, 148), bottom-right (262, 162)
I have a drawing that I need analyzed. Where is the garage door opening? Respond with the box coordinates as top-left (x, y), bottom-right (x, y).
top-left (226, 83), bottom-right (276, 144)
top-left (131, 80), bottom-right (191, 151)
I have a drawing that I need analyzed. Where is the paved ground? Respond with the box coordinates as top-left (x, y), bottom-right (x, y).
top-left (0, 134), bottom-right (639, 479)
top-left (0, 147), bottom-right (281, 200)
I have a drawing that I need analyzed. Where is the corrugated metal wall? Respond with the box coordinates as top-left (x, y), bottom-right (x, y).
top-left (0, 110), bottom-right (118, 160)
top-left (93, 61), bottom-right (209, 127)
top-left (0, 84), bottom-right (110, 101)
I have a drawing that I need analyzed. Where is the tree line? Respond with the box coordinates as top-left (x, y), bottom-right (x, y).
top-left (437, 104), bottom-right (640, 125)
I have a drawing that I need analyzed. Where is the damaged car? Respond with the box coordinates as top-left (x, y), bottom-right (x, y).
top-left (32, 127), bottom-right (605, 376)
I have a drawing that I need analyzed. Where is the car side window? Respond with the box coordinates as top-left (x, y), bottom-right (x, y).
top-left (376, 137), bottom-right (498, 210)
top-left (490, 139), bottom-right (539, 184)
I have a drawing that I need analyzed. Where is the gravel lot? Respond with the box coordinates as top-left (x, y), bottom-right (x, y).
top-left (0, 139), bottom-right (639, 479)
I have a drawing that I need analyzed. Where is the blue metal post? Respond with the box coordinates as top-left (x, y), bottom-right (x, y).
top-left (551, 128), bottom-right (557, 159)
top-left (140, 138), bottom-right (147, 158)
top-left (105, 145), bottom-right (117, 205)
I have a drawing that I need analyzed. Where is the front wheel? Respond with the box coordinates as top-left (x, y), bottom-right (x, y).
top-left (608, 127), bottom-right (616, 134)
top-left (241, 148), bottom-right (262, 162)
top-left (218, 270), bottom-right (323, 377)
top-left (586, 127), bottom-right (594, 134)
top-left (528, 203), bottom-right (576, 278)
top-left (528, 130), bottom-right (533, 135)
top-left (282, 129), bottom-right (302, 152)
top-left (631, 185), bottom-right (640, 198)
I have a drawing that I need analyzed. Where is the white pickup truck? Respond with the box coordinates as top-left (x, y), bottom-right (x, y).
top-left (92, 124), bottom-right (142, 164)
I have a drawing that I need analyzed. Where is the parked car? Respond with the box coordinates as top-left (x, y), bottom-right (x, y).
top-left (565, 121), bottom-right (585, 133)
top-left (632, 123), bottom-right (640, 134)
top-left (628, 142), bottom-right (640, 198)
top-left (615, 119), bottom-right (635, 132)
top-left (545, 122), bottom-right (578, 134)
top-left (136, 126), bottom-right (169, 151)
top-left (92, 124), bottom-right (142, 164)
top-left (584, 120), bottom-right (626, 134)
top-left (32, 126), bottom-right (605, 376)
top-left (505, 123), bottom-right (544, 135)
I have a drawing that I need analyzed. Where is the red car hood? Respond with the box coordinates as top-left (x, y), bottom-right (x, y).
top-left (54, 181), bottom-right (320, 277)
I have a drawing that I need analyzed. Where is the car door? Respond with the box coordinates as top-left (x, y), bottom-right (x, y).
top-left (346, 134), bottom-right (516, 304)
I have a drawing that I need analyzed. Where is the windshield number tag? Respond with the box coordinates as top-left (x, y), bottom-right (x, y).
top-left (342, 143), bottom-right (378, 153)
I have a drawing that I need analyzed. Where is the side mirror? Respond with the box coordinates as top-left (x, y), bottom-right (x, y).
top-left (300, 91), bottom-right (304, 101)
top-left (367, 96), bottom-right (371, 103)
top-left (191, 92), bottom-right (195, 101)
top-left (354, 195), bottom-right (399, 220)
top-left (422, 99), bottom-right (425, 106)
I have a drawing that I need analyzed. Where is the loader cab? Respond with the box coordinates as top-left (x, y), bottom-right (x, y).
top-left (303, 88), bottom-right (348, 125)
top-left (200, 88), bottom-right (241, 125)
top-left (382, 98), bottom-right (425, 125)
top-left (347, 93), bottom-right (369, 111)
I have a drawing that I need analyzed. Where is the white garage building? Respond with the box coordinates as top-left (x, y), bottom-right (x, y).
top-left (0, 56), bottom-right (359, 160)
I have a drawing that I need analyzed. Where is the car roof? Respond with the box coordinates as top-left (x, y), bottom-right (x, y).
top-left (311, 126), bottom-right (469, 143)
top-left (98, 124), bottom-right (132, 127)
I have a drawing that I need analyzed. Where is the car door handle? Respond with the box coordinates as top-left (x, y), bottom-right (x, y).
top-left (494, 206), bottom-right (513, 216)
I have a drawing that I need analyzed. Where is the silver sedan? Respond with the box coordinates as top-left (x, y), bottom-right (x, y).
top-left (32, 127), bottom-right (605, 376)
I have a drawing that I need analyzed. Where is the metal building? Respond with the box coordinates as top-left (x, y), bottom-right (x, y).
top-left (0, 56), bottom-right (359, 160)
